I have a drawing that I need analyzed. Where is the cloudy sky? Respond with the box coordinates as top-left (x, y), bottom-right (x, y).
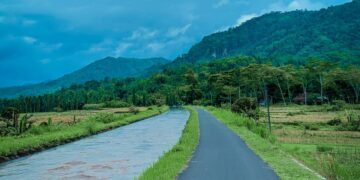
top-left (0, 0), bottom-right (350, 87)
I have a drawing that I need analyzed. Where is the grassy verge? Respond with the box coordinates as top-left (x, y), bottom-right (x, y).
top-left (139, 106), bottom-right (199, 180)
top-left (0, 106), bottom-right (168, 162)
top-left (204, 106), bottom-right (319, 180)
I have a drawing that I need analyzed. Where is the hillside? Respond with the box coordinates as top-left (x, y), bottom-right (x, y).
top-left (0, 57), bottom-right (169, 98)
top-left (172, 0), bottom-right (360, 65)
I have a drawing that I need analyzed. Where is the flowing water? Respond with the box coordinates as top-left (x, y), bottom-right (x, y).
top-left (0, 109), bottom-right (189, 180)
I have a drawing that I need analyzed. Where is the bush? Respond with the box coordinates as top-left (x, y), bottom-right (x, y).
top-left (85, 120), bottom-right (98, 135)
top-left (83, 104), bottom-right (103, 110)
top-left (328, 100), bottom-right (346, 111)
top-left (231, 97), bottom-right (260, 119)
top-left (88, 113), bottom-right (116, 124)
top-left (317, 145), bottom-right (333, 152)
top-left (327, 118), bottom-right (342, 126)
top-left (287, 111), bottom-right (306, 116)
top-left (304, 124), bottom-right (319, 130)
top-left (129, 106), bottom-right (140, 114)
top-left (53, 107), bottom-right (63, 112)
top-left (103, 100), bottom-right (130, 108)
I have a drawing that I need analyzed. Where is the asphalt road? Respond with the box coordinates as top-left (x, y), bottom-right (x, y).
top-left (178, 108), bottom-right (279, 180)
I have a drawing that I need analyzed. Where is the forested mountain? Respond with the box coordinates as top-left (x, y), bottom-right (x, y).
top-left (0, 57), bottom-right (169, 98)
top-left (1, 1), bottom-right (360, 99)
top-left (1, 56), bottom-right (359, 114)
top-left (172, 0), bottom-right (360, 66)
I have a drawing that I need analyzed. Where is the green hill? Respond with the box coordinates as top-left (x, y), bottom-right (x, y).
top-left (172, 0), bottom-right (360, 65)
top-left (0, 57), bottom-right (169, 98)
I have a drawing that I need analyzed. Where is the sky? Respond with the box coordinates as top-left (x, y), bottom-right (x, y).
top-left (0, 0), bottom-right (350, 87)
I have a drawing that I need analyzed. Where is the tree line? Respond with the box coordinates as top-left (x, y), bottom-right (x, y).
top-left (0, 57), bottom-right (359, 113)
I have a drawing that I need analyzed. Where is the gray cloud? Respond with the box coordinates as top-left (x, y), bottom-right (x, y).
top-left (0, 0), bottom-right (350, 87)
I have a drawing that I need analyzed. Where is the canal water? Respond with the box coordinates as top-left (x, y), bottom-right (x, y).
top-left (0, 109), bottom-right (189, 179)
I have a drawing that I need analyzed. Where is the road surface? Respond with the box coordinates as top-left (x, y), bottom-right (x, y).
top-left (179, 108), bottom-right (278, 180)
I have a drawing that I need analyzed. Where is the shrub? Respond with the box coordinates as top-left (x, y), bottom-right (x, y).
top-left (304, 124), bottom-right (319, 130)
top-left (231, 97), bottom-right (260, 119)
top-left (48, 118), bottom-right (53, 126)
top-left (103, 100), bottom-right (130, 108)
top-left (327, 118), bottom-right (342, 126)
top-left (328, 100), bottom-right (346, 111)
top-left (1, 107), bottom-right (20, 127)
top-left (287, 111), bottom-right (306, 116)
top-left (88, 113), bottom-right (116, 124)
top-left (53, 107), bottom-right (63, 112)
top-left (129, 106), bottom-right (140, 114)
top-left (85, 120), bottom-right (98, 135)
top-left (317, 145), bottom-right (333, 152)
top-left (83, 104), bottom-right (103, 110)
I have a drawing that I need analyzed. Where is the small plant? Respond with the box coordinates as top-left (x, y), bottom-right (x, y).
top-left (1, 107), bottom-right (20, 128)
top-left (88, 113), bottom-right (116, 124)
top-left (83, 104), bottom-right (103, 110)
top-left (129, 106), bottom-right (140, 114)
top-left (103, 100), bottom-right (130, 108)
top-left (327, 118), bottom-right (342, 126)
top-left (53, 107), bottom-right (63, 112)
top-left (48, 117), bottom-right (53, 126)
top-left (328, 100), bottom-right (346, 111)
top-left (286, 111), bottom-right (306, 116)
top-left (18, 114), bottom-right (33, 134)
top-left (304, 124), bottom-right (319, 130)
top-left (317, 145), bottom-right (333, 152)
top-left (231, 97), bottom-right (261, 120)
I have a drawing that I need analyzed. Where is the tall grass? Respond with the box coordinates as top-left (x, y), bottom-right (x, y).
top-left (204, 106), bottom-right (319, 180)
top-left (0, 106), bottom-right (168, 161)
top-left (139, 106), bottom-right (199, 180)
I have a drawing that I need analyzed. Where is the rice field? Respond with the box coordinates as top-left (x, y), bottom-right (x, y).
top-left (24, 107), bottom-right (148, 125)
top-left (260, 105), bottom-right (360, 179)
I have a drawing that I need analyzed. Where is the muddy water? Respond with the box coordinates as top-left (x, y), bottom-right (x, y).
top-left (0, 109), bottom-right (189, 179)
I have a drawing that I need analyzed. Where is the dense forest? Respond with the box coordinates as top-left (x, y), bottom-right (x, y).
top-left (172, 0), bottom-right (360, 66)
top-left (1, 56), bottom-right (359, 113)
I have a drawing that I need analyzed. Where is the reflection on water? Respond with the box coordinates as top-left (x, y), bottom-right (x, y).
top-left (0, 109), bottom-right (189, 180)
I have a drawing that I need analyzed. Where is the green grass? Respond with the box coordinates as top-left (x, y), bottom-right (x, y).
top-left (204, 106), bottom-right (319, 180)
top-left (0, 106), bottom-right (168, 160)
top-left (282, 143), bottom-right (360, 180)
top-left (139, 106), bottom-right (199, 180)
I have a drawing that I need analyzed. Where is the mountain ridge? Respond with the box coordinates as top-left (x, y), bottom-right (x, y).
top-left (0, 57), bottom-right (169, 98)
top-left (170, 0), bottom-right (360, 66)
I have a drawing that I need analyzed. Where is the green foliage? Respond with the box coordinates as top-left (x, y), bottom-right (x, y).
top-left (337, 110), bottom-right (360, 131)
top-left (304, 124), bottom-right (319, 131)
top-left (328, 100), bottom-right (346, 111)
top-left (327, 118), bottom-right (342, 126)
top-left (83, 104), bottom-right (103, 110)
top-left (103, 100), bottom-right (130, 108)
top-left (47, 118), bottom-right (52, 126)
top-left (286, 111), bottom-right (306, 116)
top-left (18, 114), bottom-right (33, 134)
top-left (231, 97), bottom-right (261, 120)
top-left (129, 106), bottom-right (139, 114)
top-left (53, 107), bottom-right (63, 112)
top-left (316, 145), bottom-right (333, 153)
top-left (88, 113), bottom-right (116, 124)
